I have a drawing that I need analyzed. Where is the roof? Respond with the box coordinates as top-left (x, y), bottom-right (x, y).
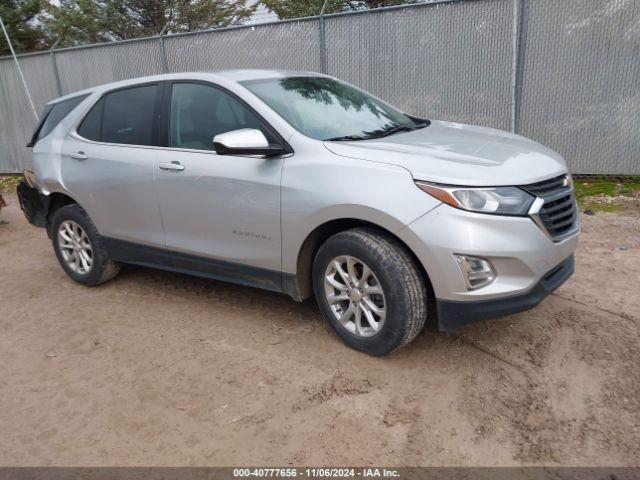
top-left (48, 69), bottom-right (326, 105)
top-left (214, 69), bottom-right (325, 81)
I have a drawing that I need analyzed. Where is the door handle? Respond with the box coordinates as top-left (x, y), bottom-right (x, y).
top-left (70, 151), bottom-right (88, 161)
top-left (159, 161), bottom-right (185, 171)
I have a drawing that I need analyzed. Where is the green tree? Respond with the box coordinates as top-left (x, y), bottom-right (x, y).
top-left (260, 0), bottom-right (422, 19)
top-left (0, 0), bottom-right (49, 55)
top-left (43, 0), bottom-right (257, 47)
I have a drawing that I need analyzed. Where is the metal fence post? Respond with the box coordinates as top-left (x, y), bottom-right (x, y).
top-left (319, 0), bottom-right (329, 74)
top-left (319, 17), bottom-right (327, 74)
top-left (0, 14), bottom-right (38, 121)
top-left (159, 24), bottom-right (169, 73)
top-left (512, 0), bottom-right (528, 134)
top-left (49, 39), bottom-right (63, 96)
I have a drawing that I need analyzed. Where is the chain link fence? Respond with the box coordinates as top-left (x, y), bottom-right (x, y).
top-left (1, 0), bottom-right (638, 174)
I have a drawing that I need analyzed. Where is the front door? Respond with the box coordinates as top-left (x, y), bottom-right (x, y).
top-left (154, 82), bottom-right (283, 290)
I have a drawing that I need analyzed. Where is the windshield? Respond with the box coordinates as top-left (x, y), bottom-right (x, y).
top-left (241, 76), bottom-right (427, 141)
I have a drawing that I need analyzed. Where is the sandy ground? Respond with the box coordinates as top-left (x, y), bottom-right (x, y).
top-left (0, 193), bottom-right (638, 467)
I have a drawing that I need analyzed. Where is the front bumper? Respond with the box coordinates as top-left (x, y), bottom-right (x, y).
top-left (397, 202), bottom-right (579, 330)
top-left (437, 254), bottom-right (573, 330)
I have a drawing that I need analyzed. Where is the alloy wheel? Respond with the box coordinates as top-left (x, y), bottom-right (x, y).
top-left (323, 255), bottom-right (387, 337)
top-left (58, 220), bottom-right (93, 275)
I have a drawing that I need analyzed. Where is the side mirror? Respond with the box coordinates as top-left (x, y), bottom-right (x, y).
top-left (213, 128), bottom-right (284, 157)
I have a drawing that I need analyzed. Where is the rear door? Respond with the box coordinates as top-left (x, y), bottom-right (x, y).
top-left (153, 81), bottom-right (284, 289)
top-left (61, 83), bottom-right (166, 248)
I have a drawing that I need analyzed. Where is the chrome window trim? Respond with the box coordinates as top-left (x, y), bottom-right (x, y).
top-left (69, 130), bottom-right (219, 154)
top-left (68, 131), bottom-right (294, 158)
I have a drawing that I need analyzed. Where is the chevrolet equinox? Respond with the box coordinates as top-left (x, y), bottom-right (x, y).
top-left (18, 70), bottom-right (579, 355)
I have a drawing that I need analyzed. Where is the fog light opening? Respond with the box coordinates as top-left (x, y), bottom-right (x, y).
top-left (454, 254), bottom-right (496, 290)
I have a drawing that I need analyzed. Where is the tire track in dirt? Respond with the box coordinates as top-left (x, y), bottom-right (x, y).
top-left (454, 331), bottom-right (566, 463)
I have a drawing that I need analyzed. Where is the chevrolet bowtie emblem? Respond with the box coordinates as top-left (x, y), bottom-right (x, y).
top-left (563, 175), bottom-right (573, 188)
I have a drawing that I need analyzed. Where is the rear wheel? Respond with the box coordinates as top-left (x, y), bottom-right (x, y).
top-left (50, 204), bottom-right (120, 286)
top-left (313, 228), bottom-right (428, 355)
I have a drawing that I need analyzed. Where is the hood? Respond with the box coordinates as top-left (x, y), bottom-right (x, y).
top-left (323, 120), bottom-right (567, 186)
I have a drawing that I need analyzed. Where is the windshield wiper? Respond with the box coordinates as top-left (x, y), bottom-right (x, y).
top-left (325, 134), bottom-right (369, 141)
top-left (368, 121), bottom-right (430, 140)
top-left (325, 121), bottom-right (430, 142)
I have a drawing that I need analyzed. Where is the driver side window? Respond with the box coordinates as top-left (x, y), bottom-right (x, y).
top-left (170, 83), bottom-right (263, 151)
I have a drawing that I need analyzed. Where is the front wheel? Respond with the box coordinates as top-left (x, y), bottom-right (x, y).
top-left (313, 228), bottom-right (428, 355)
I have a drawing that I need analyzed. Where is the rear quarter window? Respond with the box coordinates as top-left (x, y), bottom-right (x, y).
top-left (77, 97), bottom-right (104, 141)
top-left (28, 94), bottom-right (88, 147)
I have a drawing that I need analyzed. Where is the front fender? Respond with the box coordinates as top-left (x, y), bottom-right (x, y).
top-left (280, 154), bottom-right (441, 274)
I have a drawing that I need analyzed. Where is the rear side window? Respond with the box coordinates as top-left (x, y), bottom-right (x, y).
top-left (28, 94), bottom-right (88, 147)
top-left (77, 84), bottom-right (158, 146)
top-left (102, 85), bottom-right (157, 145)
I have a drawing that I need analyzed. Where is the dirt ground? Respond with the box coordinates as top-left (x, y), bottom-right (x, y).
top-left (0, 193), bottom-right (638, 467)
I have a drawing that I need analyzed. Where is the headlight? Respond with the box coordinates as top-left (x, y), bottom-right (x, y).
top-left (416, 181), bottom-right (534, 216)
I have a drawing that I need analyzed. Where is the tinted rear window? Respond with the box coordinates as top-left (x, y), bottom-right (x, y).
top-left (101, 85), bottom-right (158, 145)
top-left (28, 94), bottom-right (88, 146)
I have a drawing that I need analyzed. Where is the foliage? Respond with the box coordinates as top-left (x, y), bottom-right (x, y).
top-left (0, 0), bottom-right (50, 55)
top-left (1, 0), bottom-right (426, 54)
top-left (0, 174), bottom-right (23, 193)
top-left (260, 0), bottom-right (422, 19)
top-left (574, 177), bottom-right (640, 212)
top-left (574, 177), bottom-right (640, 202)
top-left (43, 0), bottom-right (257, 47)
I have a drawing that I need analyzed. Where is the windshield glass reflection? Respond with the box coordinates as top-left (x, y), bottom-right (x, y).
top-left (242, 76), bottom-right (427, 141)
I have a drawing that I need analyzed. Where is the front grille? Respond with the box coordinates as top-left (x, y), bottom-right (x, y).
top-left (521, 175), bottom-right (578, 241)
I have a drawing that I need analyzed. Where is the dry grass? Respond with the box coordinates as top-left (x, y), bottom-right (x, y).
top-left (0, 175), bottom-right (23, 193)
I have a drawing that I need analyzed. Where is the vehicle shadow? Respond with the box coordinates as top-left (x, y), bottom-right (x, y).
top-left (115, 263), bottom-right (522, 361)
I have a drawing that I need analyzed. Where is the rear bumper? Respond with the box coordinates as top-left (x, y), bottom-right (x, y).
top-left (17, 175), bottom-right (49, 228)
top-left (436, 254), bottom-right (574, 331)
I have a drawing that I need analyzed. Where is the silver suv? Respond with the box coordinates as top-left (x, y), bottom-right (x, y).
top-left (18, 70), bottom-right (579, 355)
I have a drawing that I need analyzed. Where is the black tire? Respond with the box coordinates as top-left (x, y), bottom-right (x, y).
top-left (313, 227), bottom-right (428, 355)
top-left (50, 204), bottom-right (120, 286)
